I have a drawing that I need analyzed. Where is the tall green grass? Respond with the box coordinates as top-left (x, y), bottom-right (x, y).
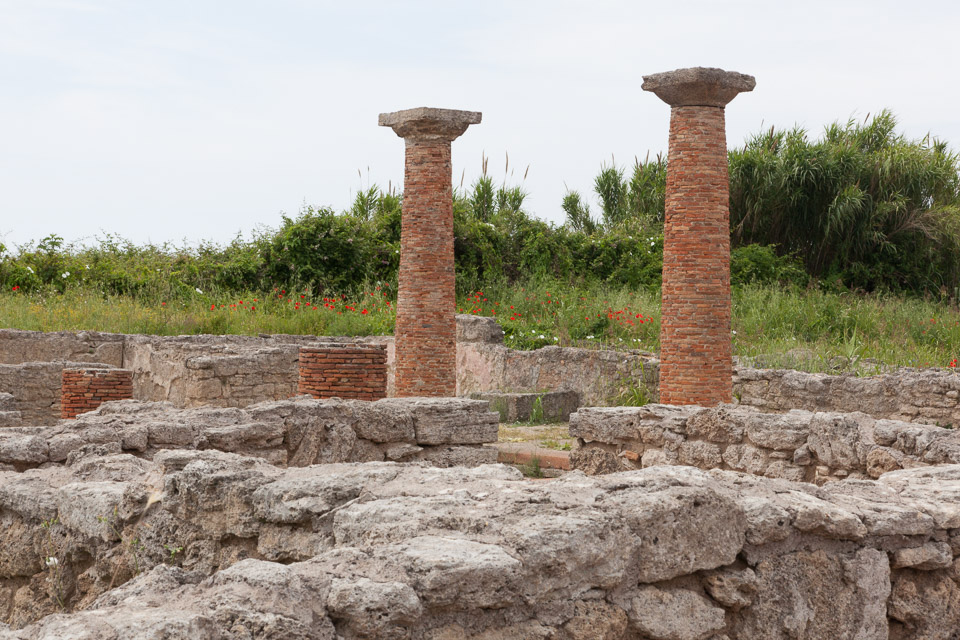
top-left (3, 281), bottom-right (959, 372)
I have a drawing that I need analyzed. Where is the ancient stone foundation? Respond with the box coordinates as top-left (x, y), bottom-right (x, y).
top-left (570, 403), bottom-right (960, 483)
top-left (644, 67), bottom-right (754, 406)
top-left (60, 368), bottom-right (133, 419)
top-left (0, 396), bottom-right (500, 470)
top-left (297, 344), bottom-right (387, 401)
top-left (0, 360), bottom-right (109, 425)
top-left (380, 107), bottom-right (481, 397)
top-left (0, 452), bottom-right (958, 638)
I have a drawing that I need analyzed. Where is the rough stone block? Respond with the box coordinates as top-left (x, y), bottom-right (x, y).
top-left (470, 390), bottom-right (580, 423)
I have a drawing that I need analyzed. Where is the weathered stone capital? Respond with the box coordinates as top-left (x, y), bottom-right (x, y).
top-left (642, 67), bottom-right (755, 108)
top-left (379, 107), bottom-right (482, 142)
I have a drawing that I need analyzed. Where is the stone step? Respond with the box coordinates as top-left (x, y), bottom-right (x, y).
top-left (470, 391), bottom-right (580, 423)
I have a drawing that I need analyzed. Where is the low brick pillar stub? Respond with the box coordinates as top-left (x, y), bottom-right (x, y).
top-left (644, 67), bottom-right (754, 407)
top-left (298, 344), bottom-right (388, 401)
top-left (380, 106), bottom-right (481, 398)
top-left (61, 368), bottom-right (134, 419)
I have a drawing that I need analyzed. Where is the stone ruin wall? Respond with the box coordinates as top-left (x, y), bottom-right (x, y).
top-left (2, 448), bottom-right (960, 638)
top-left (0, 361), bottom-right (112, 426)
top-left (0, 396), bottom-right (500, 472)
top-left (0, 394), bottom-right (21, 429)
top-left (9, 329), bottom-right (960, 636)
top-left (9, 324), bottom-right (960, 429)
top-left (734, 366), bottom-right (960, 427)
top-left (0, 319), bottom-right (657, 426)
top-left (570, 403), bottom-right (960, 484)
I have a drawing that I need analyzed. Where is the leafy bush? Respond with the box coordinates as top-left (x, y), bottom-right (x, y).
top-left (729, 111), bottom-right (960, 293)
top-left (2, 110), bottom-right (956, 302)
top-left (730, 244), bottom-right (808, 287)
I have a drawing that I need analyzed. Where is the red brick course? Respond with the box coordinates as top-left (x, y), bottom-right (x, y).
top-left (61, 368), bottom-right (133, 419)
top-left (394, 138), bottom-right (457, 397)
top-left (659, 105), bottom-right (733, 406)
top-left (297, 344), bottom-right (387, 401)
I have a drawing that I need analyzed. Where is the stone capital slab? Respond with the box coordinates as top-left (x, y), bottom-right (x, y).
top-left (379, 107), bottom-right (481, 142)
top-left (642, 67), bottom-right (755, 108)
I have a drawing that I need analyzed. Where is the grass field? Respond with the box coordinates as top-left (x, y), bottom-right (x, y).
top-left (2, 281), bottom-right (959, 373)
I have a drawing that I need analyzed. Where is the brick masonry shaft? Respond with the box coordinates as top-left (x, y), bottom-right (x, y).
top-left (659, 105), bottom-right (733, 405)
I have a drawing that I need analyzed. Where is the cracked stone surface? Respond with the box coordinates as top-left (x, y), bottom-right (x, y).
top-left (0, 445), bottom-right (955, 638)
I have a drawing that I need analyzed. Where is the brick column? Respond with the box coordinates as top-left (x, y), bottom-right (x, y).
top-left (297, 344), bottom-right (387, 401)
top-left (379, 107), bottom-right (481, 397)
top-left (61, 368), bottom-right (133, 419)
top-left (643, 68), bottom-right (755, 406)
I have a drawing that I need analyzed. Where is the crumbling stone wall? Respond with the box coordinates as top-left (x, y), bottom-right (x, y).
top-left (0, 330), bottom-right (123, 366)
top-left (735, 366), bottom-right (960, 426)
top-left (10, 324), bottom-right (960, 427)
top-left (0, 396), bottom-right (499, 470)
top-left (0, 394), bottom-right (20, 428)
top-left (122, 334), bottom-right (390, 410)
top-left (60, 368), bottom-right (133, 419)
top-left (570, 403), bottom-right (960, 483)
top-left (0, 361), bottom-right (111, 425)
top-left (0, 452), bottom-right (958, 638)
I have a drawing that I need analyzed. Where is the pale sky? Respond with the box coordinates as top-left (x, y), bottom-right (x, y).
top-left (1, 0), bottom-right (957, 248)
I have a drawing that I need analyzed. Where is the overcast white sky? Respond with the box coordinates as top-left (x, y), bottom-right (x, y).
top-left (1, 0), bottom-right (957, 248)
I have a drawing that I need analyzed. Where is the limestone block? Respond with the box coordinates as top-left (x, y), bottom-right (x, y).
top-left (412, 445), bottom-right (498, 468)
top-left (892, 542), bottom-right (953, 570)
top-left (703, 566), bottom-right (757, 610)
top-left (620, 585), bottom-right (725, 639)
top-left (382, 535), bottom-right (520, 608)
top-left (745, 411), bottom-right (811, 451)
top-left (735, 548), bottom-right (889, 639)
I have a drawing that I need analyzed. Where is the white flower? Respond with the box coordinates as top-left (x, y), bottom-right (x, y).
top-left (731, 330), bottom-right (737, 335)
top-left (45, 557), bottom-right (58, 568)
top-left (538, 334), bottom-right (545, 339)
top-left (26, 266), bottom-right (33, 273)
top-left (553, 336), bottom-right (559, 342)
top-left (85, 264), bottom-right (90, 270)
top-left (61, 271), bottom-right (69, 278)
top-left (195, 288), bottom-right (203, 294)
top-left (586, 335), bottom-right (594, 339)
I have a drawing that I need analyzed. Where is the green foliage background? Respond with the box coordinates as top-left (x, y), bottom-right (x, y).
top-left (1, 112), bottom-right (957, 302)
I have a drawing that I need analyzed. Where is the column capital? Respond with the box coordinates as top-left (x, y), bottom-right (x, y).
top-left (379, 107), bottom-right (481, 142)
top-left (642, 67), bottom-right (755, 108)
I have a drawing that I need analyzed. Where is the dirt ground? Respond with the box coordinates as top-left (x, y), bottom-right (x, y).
top-left (498, 422), bottom-right (574, 451)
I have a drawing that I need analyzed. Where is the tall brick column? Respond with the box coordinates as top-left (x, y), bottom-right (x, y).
top-left (643, 68), bottom-right (755, 406)
top-left (379, 107), bottom-right (481, 397)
